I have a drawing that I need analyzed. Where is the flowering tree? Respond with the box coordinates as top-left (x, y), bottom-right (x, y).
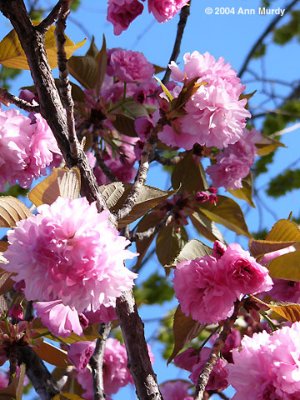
top-left (0, 1), bottom-right (300, 399)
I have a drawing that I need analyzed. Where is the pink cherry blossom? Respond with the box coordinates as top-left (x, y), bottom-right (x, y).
top-left (108, 49), bottom-right (154, 83)
top-left (0, 371), bottom-right (8, 389)
top-left (228, 323), bottom-right (300, 399)
top-left (217, 243), bottom-right (273, 296)
top-left (107, 0), bottom-right (144, 35)
top-left (68, 341), bottom-right (96, 371)
top-left (35, 301), bottom-right (83, 337)
top-left (0, 108), bottom-right (60, 191)
top-left (4, 197), bottom-right (137, 313)
top-left (148, 0), bottom-right (189, 23)
top-left (207, 128), bottom-right (260, 189)
top-left (173, 256), bottom-right (237, 324)
top-left (83, 305), bottom-right (117, 325)
top-left (174, 347), bottom-right (228, 391)
top-left (160, 380), bottom-right (193, 400)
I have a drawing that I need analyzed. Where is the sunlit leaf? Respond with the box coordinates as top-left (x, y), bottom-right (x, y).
top-left (154, 76), bottom-right (174, 101)
top-left (190, 212), bottom-right (224, 243)
top-left (28, 167), bottom-right (81, 207)
top-left (266, 219), bottom-right (300, 242)
top-left (173, 239), bottom-right (212, 266)
top-left (249, 239), bottom-right (297, 258)
top-left (0, 196), bottom-right (31, 227)
top-left (34, 341), bottom-right (70, 368)
top-left (199, 195), bottom-right (251, 237)
top-left (255, 136), bottom-right (285, 156)
top-left (268, 250), bottom-right (300, 281)
top-left (268, 303), bottom-right (300, 322)
top-left (168, 305), bottom-right (204, 363)
top-left (228, 174), bottom-right (255, 207)
top-left (0, 26), bottom-right (85, 69)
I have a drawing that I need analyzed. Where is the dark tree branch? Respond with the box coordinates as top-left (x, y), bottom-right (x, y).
top-left (37, 0), bottom-right (62, 33)
top-left (116, 291), bottom-right (163, 400)
top-left (16, 345), bottom-right (59, 400)
top-left (55, 0), bottom-right (79, 159)
top-left (89, 323), bottom-right (111, 400)
top-left (0, 88), bottom-right (40, 113)
top-left (0, 0), bottom-right (108, 214)
top-left (238, 0), bottom-right (300, 78)
top-left (162, 1), bottom-right (192, 84)
top-left (195, 301), bottom-right (241, 400)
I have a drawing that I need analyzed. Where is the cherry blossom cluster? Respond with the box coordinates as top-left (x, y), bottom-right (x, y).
top-left (228, 322), bottom-right (300, 399)
top-left (159, 51), bottom-right (251, 150)
top-left (3, 197), bottom-right (136, 337)
top-left (173, 241), bottom-right (272, 324)
top-left (107, 0), bottom-right (189, 35)
top-left (0, 108), bottom-right (60, 191)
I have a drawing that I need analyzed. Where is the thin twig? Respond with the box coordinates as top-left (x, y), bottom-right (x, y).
top-left (37, 0), bottom-right (62, 33)
top-left (93, 143), bottom-right (117, 183)
top-left (238, 0), bottom-right (300, 78)
top-left (195, 301), bottom-right (241, 400)
top-left (55, 0), bottom-right (79, 159)
top-left (162, 1), bottom-right (192, 84)
top-left (115, 134), bottom-right (156, 221)
top-left (89, 323), bottom-right (111, 400)
top-left (0, 88), bottom-right (40, 113)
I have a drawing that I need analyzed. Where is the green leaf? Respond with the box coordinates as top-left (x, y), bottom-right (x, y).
top-left (95, 35), bottom-right (107, 93)
top-left (255, 136), bottom-right (285, 156)
top-left (28, 167), bottom-right (81, 207)
top-left (228, 174), bottom-right (255, 207)
top-left (171, 153), bottom-right (207, 193)
top-left (135, 211), bottom-right (162, 269)
top-left (156, 225), bottom-right (188, 266)
top-left (110, 99), bottom-right (149, 119)
top-left (0, 196), bottom-right (31, 227)
top-left (68, 54), bottom-right (98, 89)
top-left (190, 212), bottom-right (224, 243)
top-left (267, 169), bottom-right (300, 198)
top-left (134, 273), bottom-right (174, 305)
top-left (99, 182), bottom-right (175, 227)
top-left (168, 305), bottom-right (204, 363)
top-left (0, 26), bottom-right (85, 69)
top-left (268, 250), bottom-right (300, 281)
top-left (173, 239), bottom-right (212, 265)
top-left (112, 114), bottom-right (137, 137)
top-left (199, 195), bottom-right (251, 237)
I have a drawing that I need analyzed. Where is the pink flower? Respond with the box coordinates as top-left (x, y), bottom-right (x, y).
top-left (4, 197), bottom-right (137, 313)
top-left (103, 338), bottom-right (132, 395)
top-left (160, 52), bottom-right (250, 150)
top-left (68, 341), bottom-right (96, 371)
top-left (170, 51), bottom-right (245, 96)
top-left (148, 0), bottom-right (189, 23)
top-left (108, 49), bottom-right (154, 83)
top-left (207, 128), bottom-right (260, 189)
top-left (173, 256), bottom-right (236, 324)
top-left (83, 305), bottom-right (117, 325)
top-left (0, 371), bottom-right (8, 389)
top-left (174, 347), bottom-right (228, 391)
top-left (0, 108), bottom-right (60, 191)
top-left (35, 300), bottom-right (83, 337)
top-left (228, 323), bottom-right (300, 399)
top-left (107, 0), bottom-right (144, 35)
top-left (218, 243), bottom-right (273, 297)
top-left (160, 380), bottom-right (193, 400)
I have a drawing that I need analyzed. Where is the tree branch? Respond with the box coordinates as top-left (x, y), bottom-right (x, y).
top-left (195, 301), bottom-right (241, 400)
top-left (55, 0), bottom-right (79, 159)
top-left (238, 0), bottom-right (300, 78)
top-left (89, 323), bottom-right (111, 400)
top-left (116, 291), bottom-right (163, 400)
top-left (162, 1), bottom-right (192, 84)
top-left (37, 0), bottom-right (62, 33)
top-left (0, 88), bottom-right (40, 113)
top-left (0, 0), bottom-right (108, 213)
top-left (16, 345), bottom-right (59, 400)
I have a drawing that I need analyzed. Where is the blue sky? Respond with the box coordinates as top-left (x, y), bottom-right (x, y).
top-left (1, 0), bottom-right (300, 398)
